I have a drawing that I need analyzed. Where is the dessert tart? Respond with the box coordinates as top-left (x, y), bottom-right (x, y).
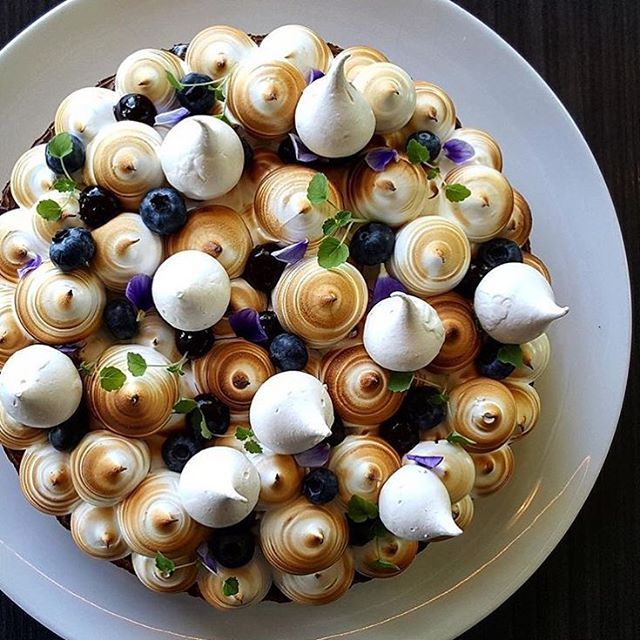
top-left (0, 22), bottom-right (569, 608)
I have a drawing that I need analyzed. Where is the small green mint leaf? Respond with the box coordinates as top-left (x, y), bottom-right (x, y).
top-left (165, 70), bottom-right (184, 90)
top-left (199, 411), bottom-right (214, 440)
top-left (497, 344), bottom-right (525, 369)
top-left (446, 432), bottom-right (476, 446)
top-left (47, 132), bottom-right (74, 159)
top-left (155, 552), bottom-right (176, 577)
top-left (127, 352), bottom-right (147, 377)
top-left (99, 367), bottom-right (126, 392)
top-left (406, 138), bottom-right (430, 164)
top-left (445, 183), bottom-right (472, 203)
top-left (334, 210), bottom-right (352, 227)
top-left (371, 558), bottom-right (400, 571)
top-left (317, 236), bottom-right (349, 269)
top-left (426, 167), bottom-right (441, 180)
top-left (428, 392), bottom-right (449, 407)
top-left (78, 361), bottom-right (95, 376)
top-left (53, 178), bottom-right (76, 193)
top-left (347, 494), bottom-right (379, 523)
top-left (36, 199), bottom-right (63, 221)
top-left (322, 217), bottom-right (339, 236)
top-left (173, 398), bottom-right (199, 414)
top-left (235, 426), bottom-right (252, 441)
top-left (244, 439), bottom-right (263, 454)
top-left (387, 371), bottom-right (414, 393)
top-left (372, 518), bottom-right (389, 539)
top-left (222, 576), bottom-right (239, 597)
top-left (166, 362), bottom-right (185, 376)
top-left (214, 87), bottom-right (225, 101)
top-left (307, 173), bottom-right (329, 205)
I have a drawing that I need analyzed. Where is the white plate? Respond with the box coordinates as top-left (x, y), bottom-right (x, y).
top-left (0, 1), bottom-right (631, 638)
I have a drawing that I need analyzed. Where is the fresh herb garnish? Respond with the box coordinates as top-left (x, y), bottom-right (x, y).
top-left (36, 199), bottom-right (63, 222)
top-left (173, 398), bottom-right (213, 439)
top-left (235, 426), bottom-right (263, 454)
top-left (497, 344), bottom-right (525, 369)
top-left (347, 494), bottom-right (379, 523)
top-left (154, 552), bottom-right (176, 577)
top-left (53, 178), bottom-right (76, 193)
top-left (127, 352), bottom-right (147, 377)
top-left (99, 366), bottom-right (126, 392)
top-left (426, 167), bottom-right (441, 180)
top-left (47, 133), bottom-right (74, 160)
top-left (307, 172), bottom-right (330, 205)
top-left (446, 432), bottom-right (476, 446)
top-left (444, 183), bottom-right (472, 203)
top-left (406, 138), bottom-right (430, 165)
top-left (387, 371), bottom-right (414, 393)
top-left (371, 558), bottom-right (400, 571)
top-left (428, 392), bottom-right (449, 407)
top-left (317, 236), bottom-right (350, 269)
top-left (222, 576), bottom-right (239, 597)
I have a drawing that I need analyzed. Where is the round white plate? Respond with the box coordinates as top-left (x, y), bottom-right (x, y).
top-left (0, 1), bottom-right (630, 639)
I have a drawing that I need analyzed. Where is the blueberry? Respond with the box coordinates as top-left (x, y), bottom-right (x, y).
top-left (208, 527), bottom-right (255, 568)
top-left (187, 393), bottom-right (230, 437)
top-left (477, 238), bottom-right (523, 270)
top-left (476, 339), bottom-right (516, 380)
top-left (242, 243), bottom-right (286, 293)
top-left (258, 311), bottom-right (283, 342)
top-left (324, 415), bottom-right (346, 448)
top-left (348, 517), bottom-right (385, 546)
top-left (175, 329), bottom-right (215, 359)
top-left (140, 187), bottom-right (187, 235)
top-left (269, 333), bottom-right (308, 371)
top-left (241, 137), bottom-right (254, 171)
top-left (161, 430), bottom-right (205, 473)
top-left (49, 228), bottom-right (95, 272)
top-left (302, 468), bottom-right (339, 505)
top-left (454, 262), bottom-right (489, 299)
top-left (103, 298), bottom-right (138, 340)
top-left (401, 387), bottom-right (447, 431)
top-left (45, 134), bottom-right (85, 175)
top-left (349, 222), bottom-right (395, 265)
top-left (277, 136), bottom-right (297, 164)
top-left (177, 72), bottom-right (217, 115)
top-left (114, 93), bottom-right (157, 126)
top-left (169, 43), bottom-right (189, 60)
top-left (407, 131), bottom-right (442, 161)
top-left (48, 404), bottom-right (88, 452)
top-left (78, 186), bottom-right (122, 228)
top-left (379, 417), bottom-right (419, 456)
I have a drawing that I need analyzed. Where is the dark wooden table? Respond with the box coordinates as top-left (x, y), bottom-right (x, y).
top-left (1, 1), bottom-right (638, 638)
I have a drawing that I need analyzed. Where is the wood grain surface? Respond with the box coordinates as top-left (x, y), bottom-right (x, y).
top-left (1, 1), bottom-right (638, 638)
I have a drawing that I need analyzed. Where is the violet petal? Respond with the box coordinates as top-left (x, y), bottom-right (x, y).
top-left (196, 542), bottom-right (218, 574)
top-left (272, 239), bottom-right (309, 265)
top-left (289, 133), bottom-right (319, 163)
top-left (307, 68), bottom-right (325, 84)
top-left (371, 274), bottom-right (407, 307)
top-left (365, 147), bottom-right (399, 172)
top-left (125, 274), bottom-right (154, 312)
top-left (443, 139), bottom-right (475, 164)
top-left (294, 442), bottom-right (331, 468)
top-left (17, 254), bottom-right (42, 278)
top-left (405, 454), bottom-right (444, 470)
top-left (55, 342), bottom-right (85, 355)
top-left (229, 308), bottom-right (269, 343)
top-left (154, 107), bottom-right (191, 128)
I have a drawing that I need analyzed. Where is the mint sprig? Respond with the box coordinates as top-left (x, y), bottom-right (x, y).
top-left (387, 371), bottom-right (414, 393)
top-left (428, 392), bottom-right (449, 407)
top-left (497, 344), bottom-right (525, 369)
top-left (347, 494), bottom-right (379, 524)
top-left (445, 183), bottom-right (472, 203)
top-left (154, 552), bottom-right (176, 577)
top-left (407, 138), bottom-right (430, 165)
top-left (99, 367), bottom-right (126, 392)
top-left (446, 432), bottom-right (476, 446)
top-left (36, 199), bottom-right (63, 222)
top-left (307, 172), bottom-right (329, 205)
top-left (235, 427), bottom-right (263, 454)
top-left (127, 352), bottom-right (147, 377)
top-left (371, 558), bottom-right (400, 571)
top-left (222, 576), bottom-right (239, 597)
top-left (53, 178), bottom-right (76, 193)
top-left (47, 133), bottom-right (74, 159)
top-left (173, 398), bottom-right (213, 439)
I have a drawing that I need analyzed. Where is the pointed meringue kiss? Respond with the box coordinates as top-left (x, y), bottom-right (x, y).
top-left (229, 308), bottom-right (269, 343)
top-left (125, 274), bottom-right (154, 312)
top-left (17, 254), bottom-right (42, 279)
top-left (271, 239), bottom-right (309, 265)
top-left (365, 147), bottom-right (399, 172)
top-left (443, 138), bottom-right (475, 164)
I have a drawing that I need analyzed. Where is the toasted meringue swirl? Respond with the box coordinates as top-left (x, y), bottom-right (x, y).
top-left (522, 251), bottom-right (552, 282)
top-left (31, 189), bottom-right (85, 246)
top-left (9, 145), bottom-right (57, 210)
top-left (0, 401), bottom-right (46, 450)
top-left (352, 532), bottom-right (418, 578)
top-left (132, 310), bottom-right (182, 363)
top-left (0, 209), bottom-right (46, 284)
top-left (404, 81), bottom-right (457, 141)
top-left (505, 382), bottom-right (541, 441)
top-left (340, 45), bottom-right (389, 82)
top-left (0, 283), bottom-right (32, 366)
top-left (507, 333), bottom-right (551, 383)
top-left (54, 87), bottom-right (118, 144)
top-left (71, 502), bottom-right (130, 560)
top-left (500, 189), bottom-right (532, 247)
top-left (442, 128), bottom-right (503, 171)
top-left (253, 452), bottom-right (304, 510)
top-left (259, 25), bottom-right (333, 75)
top-left (472, 445), bottom-right (515, 495)
top-left (132, 552), bottom-right (199, 593)
top-left (452, 495), bottom-right (475, 530)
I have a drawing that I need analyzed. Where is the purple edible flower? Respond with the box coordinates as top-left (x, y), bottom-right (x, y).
top-left (55, 342), bottom-right (85, 355)
top-left (364, 147), bottom-right (399, 172)
top-left (17, 254), bottom-right (42, 278)
top-left (272, 239), bottom-right (309, 266)
top-left (196, 542), bottom-right (218, 574)
top-left (405, 454), bottom-right (444, 470)
top-left (229, 308), bottom-right (269, 343)
top-left (307, 68), bottom-right (325, 84)
top-left (154, 107), bottom-right (191, 128)
top-left (125, 274), bottom-right (154, 312)
top-left (371, 274), bottom-right (407, 307)
top-left (443, 139), bottom-right (475, 164)
top-left (294, 442), bottom-right (331, 468)
top-left (289, 133), bottom-right (319, 163)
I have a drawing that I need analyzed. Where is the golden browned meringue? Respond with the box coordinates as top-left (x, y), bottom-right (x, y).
top-left (91, 212), bottom-right (163, 293)
top-left (272, 258), bottom-right (368, 349)
top-left (54, 87), bottom-right (118, 144)
top-left (259, 25), bottom-right (333, 75)
top-left (76, 327), bottom-right (115, 365)
top-left (523, 251), bottom-right (552, 282)
top-left (186, 25), bottom-right (258, 81)
top-left (227, 59), bottom-right (306, 139)
top-left (15, 260), bottom-right (106, 345)
top-left (0, 283), bottom-right (32, 366)
top-left (0, 400), bottom-right (46, 450)
top-left (132, 310), bottom-right (182, 363)
top-left (387, 217), bottom-right (471, 296)
top-left (440, 165), bottom-right (514, 242)
top-left (260, 497), bottom-right (349, 575)
top-left (84, 122), bottom-right (164, 209)
top-left (253, 166), bottom-right (341, 250)
top-left (452, 495), bottom-right (475, 530)
top-left (132, 552), bottom-right (199, 593)
top-left (427, 293), bottom-right (480, 372)
top-left (0, 209), bottom-right (46, 284)
top-left (505, 382), bottom-right (541, 441)
top-left (321, 346), bottom-right (403, 425)
top-left (213, 277), bottom-right (269, 339)
top-left (347, 156), bottom-right (428, 227)
top-left (164, 205), bottom-right (253, 278)
top-left (340, 45), bottom-right (389, 82)
top-left (115, 48), bottom-right (185, 112)
top-left (70, 502), bottom-right (131, 560)
top-left (472, 445), bottom-right (515, 495)
top-left (192, 339), bottom-right (275, 414)
top-left (118, 470), bottom-right (205, 556)
top-left (507, 333), bottom-right (551, 383)
top-left (20, 443), bottom-right (81, 516)
top-left (352, 531), bottom-right (418, 578)
top-left (31, 189), bottom-right (86, 246)
top-left (328, 435), bottom-right (400, 505)
top-left (9, 145), bottom-right (57, 209)
top-left (86, 345), bottom-right (180, 438)
top-left (252, 452), bottom-right (304, 510)
top-left (199, 551), bottom-right (273, 609)
top-left (500, 189), bottom-right (532, 247)
top-left (442, 128), bottom-right (503, 171)
top-left (273, 551), bottom-right (355, 605)
top-left (70, 430), bottom-right (151, 506)
top-left (448, 377), bottom-right (517, 453)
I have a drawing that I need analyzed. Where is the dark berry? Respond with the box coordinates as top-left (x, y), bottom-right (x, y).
top-left (477, 238), bottom-right (523, 270)
top-left (49, 228), bottom-right (95, 272)
top-left (476, 339), bottom-right (516, 380)
top-left (187, 393), bottom-right (230, 437)
top-left (114, 93), bottom-right (157, 126)
top-left (258, 311), bottom-right (283, 342)
top-left (209, 527), bottom-right (255, 568)
top-left (407, 131), bottom-right (442, 161)
top-left (242, 243), bottom-right (286, 292)
top-left (177, 72), bottom-right (217, 115)
top-left (348, 518), bottom-right (378, 546)
top-left (269, 333), bottom-right (308, 371)
top-left (45, 134), bottom-right (85, 175)
top-left (175, 329), bottom-right (215, 359)
top-left (162, 431), bottom-right (205, 473)
top-left (78, 186), bottom-right (122, 228)
top-left (103, 298), bottom-right (138, 339)
top-left (140, 187), bottom-right (187, 235)
top-left (169, 43), bottom-right (189, 59)
top-left (349, 222), bottom-right (396, 265)
top-left (302, 468), bottom-right (339, 505)
top-left (48, 404), bottom-right (88, 452)
top-left (277, 136), bottom-right (297, 164)
top-left (401, 387), bottom-right (447, 431)
top-left (454, 262), bottom-right (489, 299)
top-left (241, 137), bottom-right (254, 171)
top-left (379, 417), bottom-right (419, 456)
top-left (324, 415), bottom-right (346, 447)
